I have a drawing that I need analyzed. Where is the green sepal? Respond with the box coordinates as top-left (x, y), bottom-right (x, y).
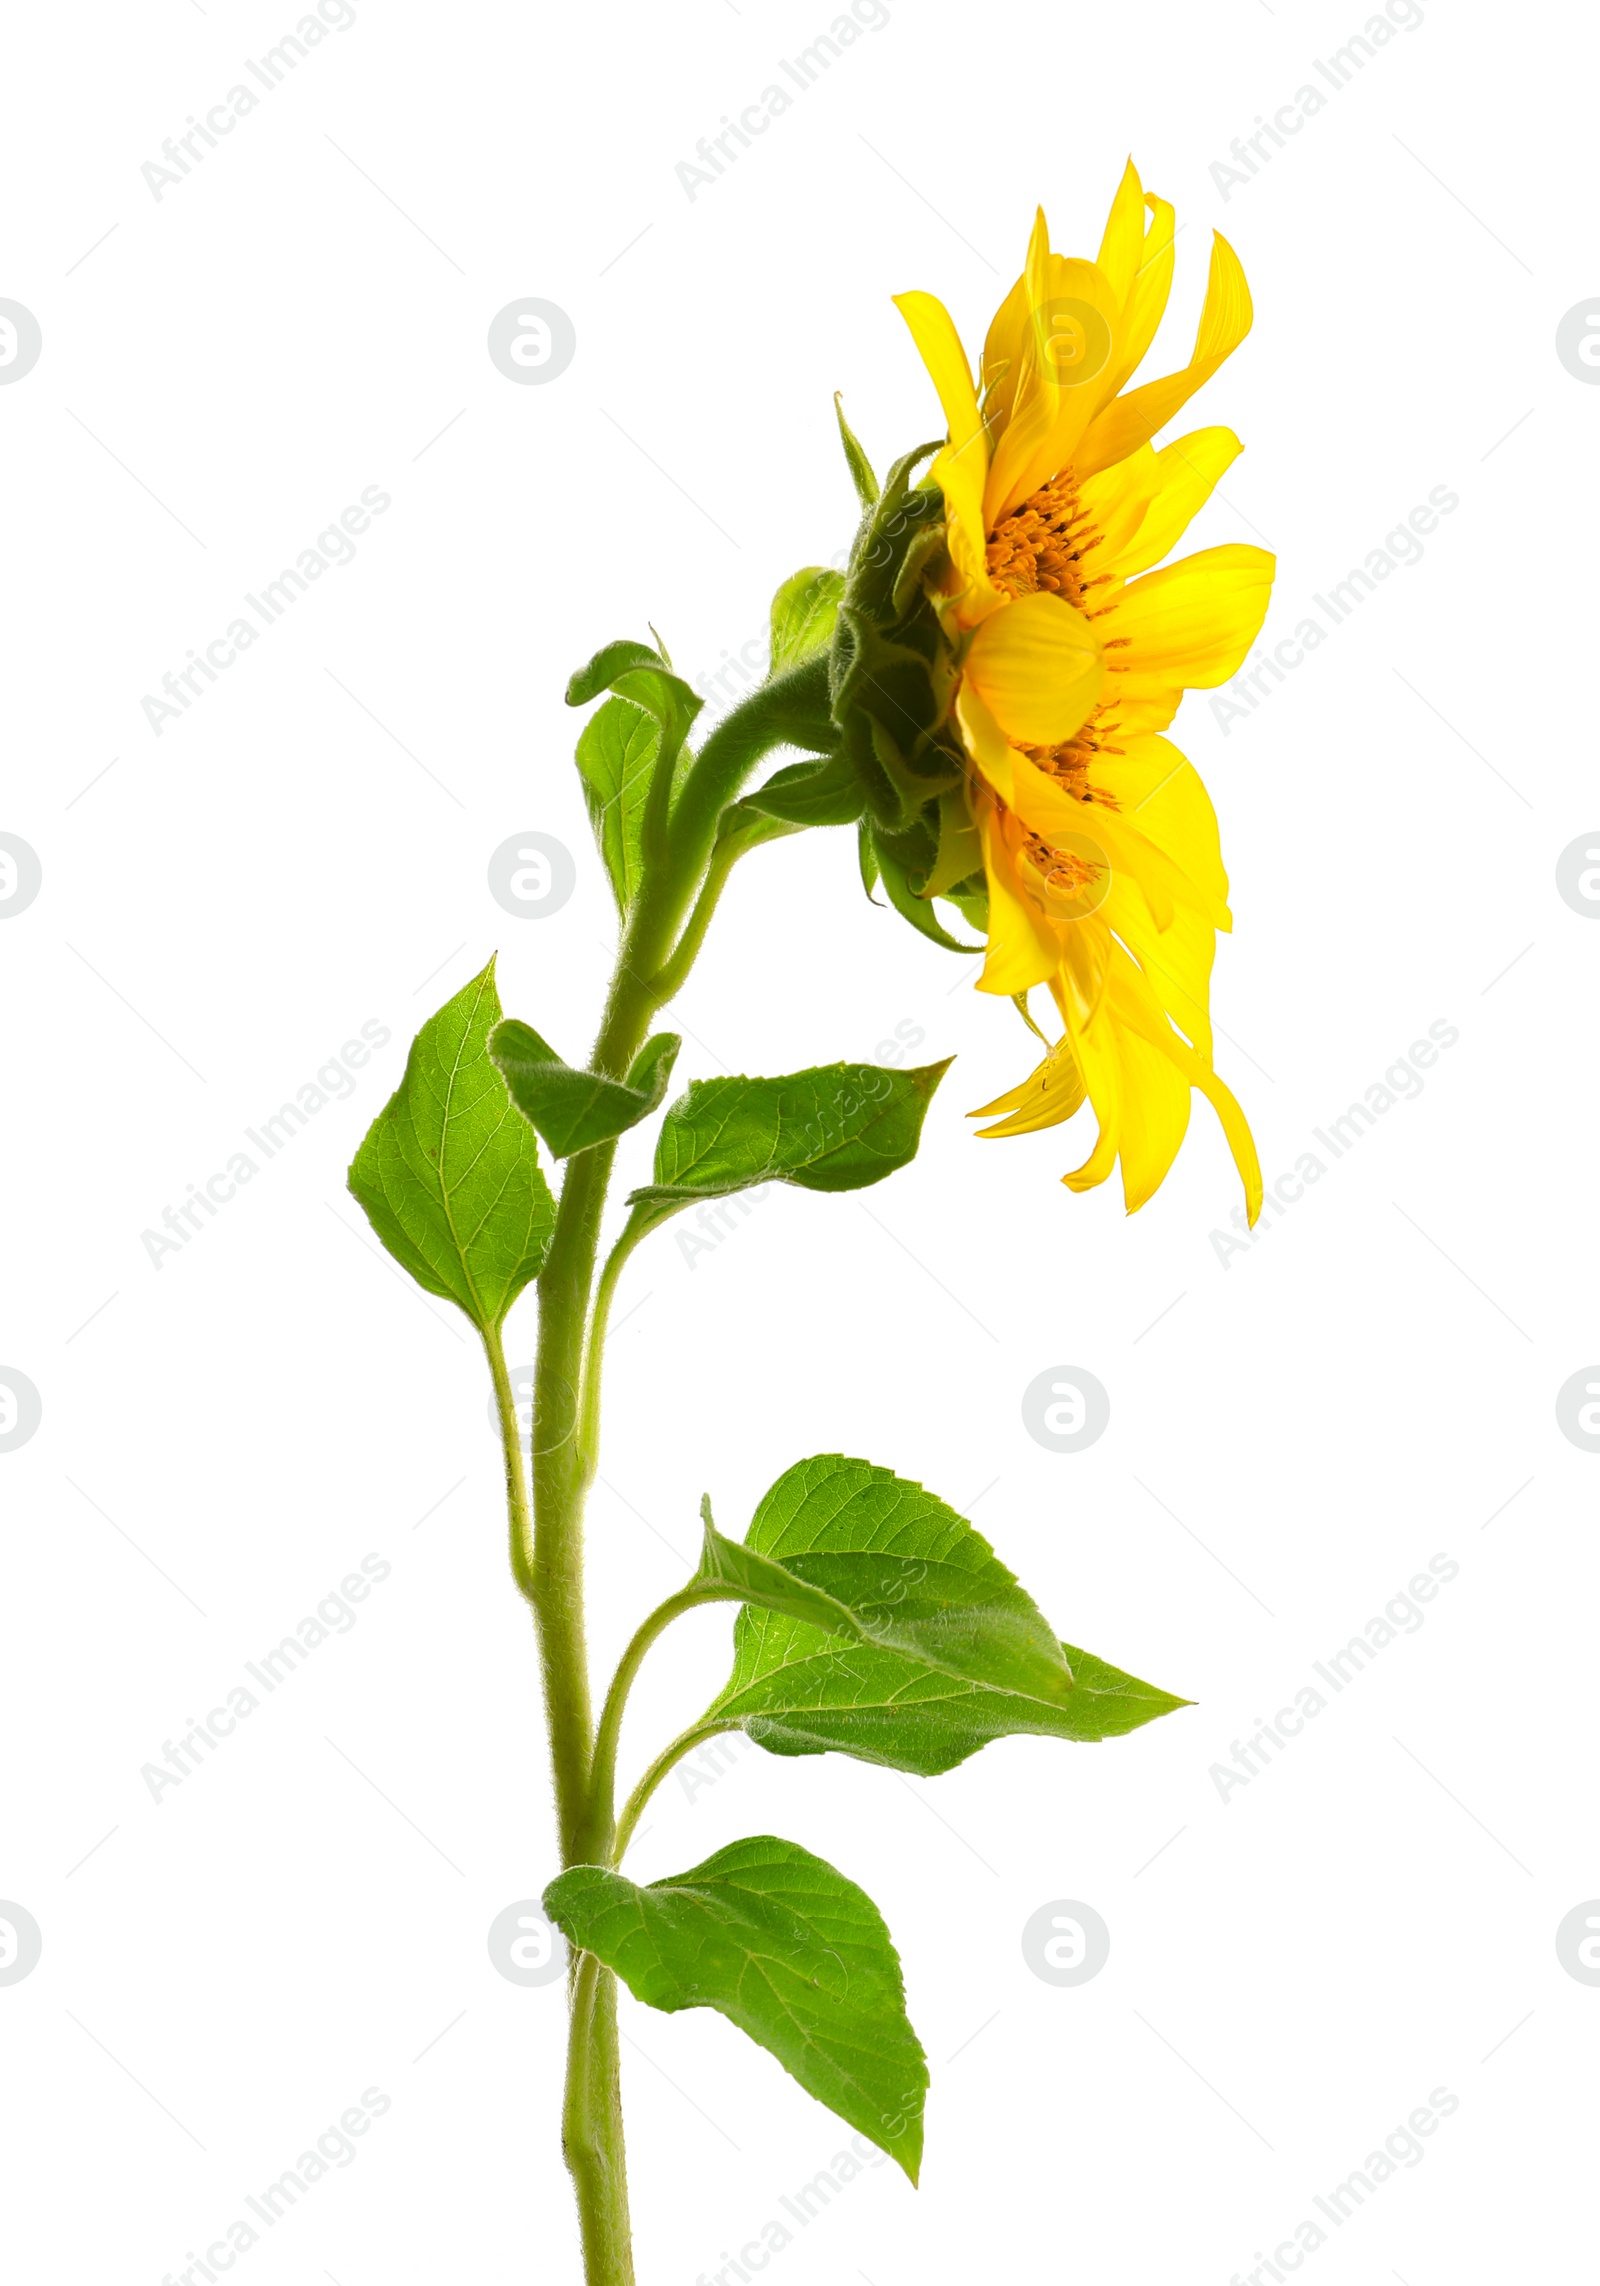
top-left (743, 751), bottom-right (865, 828)
top-left (770, 567), bottom-right (845, 676)
top-left (488, 1021), bottom-right (681, 1160)
top-left (873, 840), bottom-right (982, 954)
top-left (857, 816), bottom-right (881, 899)
top-left (834, 392), bottom-right (880, 509)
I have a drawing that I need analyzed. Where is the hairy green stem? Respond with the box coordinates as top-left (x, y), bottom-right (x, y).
top-left (525, 672), bottom-right (820, 2286)
top-left (563, 1954), bottom-right (635, 2286)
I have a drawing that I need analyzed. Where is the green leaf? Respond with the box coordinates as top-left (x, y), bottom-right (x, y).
top-left (834, 392), bottom-right (880, 509)
top-left (743, 752), bottom-right (865, 828)
top-left (698, 1458), bottom-right (1188, 1776)
top-left (627, 1058), bottom-right (950, 1221)
top-left (770, 566), bottom-right (845, 675)
top-left (489, 1021), bottom-right (680, 1160)
top-left (347, 959), bottom-right (555, 1329)
top-left (567, 638), bottom-right (666, 707)
top-left (568, 639), bottom-right (704, 908)
top-left (573, 697), bottom-right (660, 911)
top-left (544, 1837), bottom-right (927, 2178)
top-left (697, 1459), bottom-right (1073, 1701)
top-left (567, 638), bottom-right (701, 757)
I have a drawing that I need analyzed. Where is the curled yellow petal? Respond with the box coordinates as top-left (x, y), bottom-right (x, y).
top-left (1075, 229), bottom-right (1254, 480)
top-left (965, 591), bottom-right (1104, 748)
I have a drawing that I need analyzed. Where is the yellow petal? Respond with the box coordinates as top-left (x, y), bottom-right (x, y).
top-left (954, 682), bottom-right (1017, 806)
top-left (972, 1032), bottom-right (1088, 1136)
top-left (1107, 544), bottom-right (1274, 687)
top-left (1075, 230), bottom-right (1254, 480)
top-left (892, 289), bottom-right (996, 615)
top-left (1109, 1018), bottom-right (1193, 1213)
top-left (985, 250), bottom-right (1124, 525)
top-left (1106, 886), bottom-right (1218, 1061)
top-left (1057, 996), bottom-right (1123, 1194)
top-left (978, 214), bottom-right (1043, 436)
top-left (1103, 195), bottom-right (1176, 399)
top-left (1112, 963), bottom-right (1263, 1222)
top-left (965, 592), bottom-right (1104, 747)
top-left (1085, 428), bottom-right (1243, 584)
top-left (1094, 161), bottom-right (1148, 306)
top-left (1092, 735), bottom-right (1229, 911)
top-left (974, 801), bottom-right (1058, 996)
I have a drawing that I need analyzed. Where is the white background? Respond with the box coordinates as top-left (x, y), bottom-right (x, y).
top-left (2, 1), bottom-right (1595, 2281)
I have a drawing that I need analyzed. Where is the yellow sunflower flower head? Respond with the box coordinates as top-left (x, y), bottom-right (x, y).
top-left (829, 159), bottom-right (1272, 1224)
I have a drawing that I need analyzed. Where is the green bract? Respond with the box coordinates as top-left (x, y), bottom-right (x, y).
top-left (825, 423), bottom-right (990, 951)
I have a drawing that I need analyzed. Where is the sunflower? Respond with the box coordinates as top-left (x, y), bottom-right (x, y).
top-left (888, 160), bottom-right (1272, 1221)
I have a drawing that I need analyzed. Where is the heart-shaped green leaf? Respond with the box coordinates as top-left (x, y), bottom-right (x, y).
top-left (627, 1058), bottom-right (950, 1225)
top-left (490, 1022), bottom-right (680, 1160)
top-left (347, 959), bottom-right (555, 1329)
top-left (698, 1459), bottom-right (1072, 1702)
top-left (545, 1837), bottom-right (927, 2178)
top-left (696, 1457), bottom-right (1188, 1776)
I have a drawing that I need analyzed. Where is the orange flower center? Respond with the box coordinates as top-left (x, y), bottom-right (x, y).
top-left (986, 472), bottom-right (1097, 609)
top-left (1023, 833), bottom-right (1102, 895)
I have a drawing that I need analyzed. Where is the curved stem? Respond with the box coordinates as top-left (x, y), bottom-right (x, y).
top-left (572, 1210), bottom-right (652, 1496)
top-left (581, 1585), bottom-right (718, 1864)
top-left (482, 1324), bottom-right (535, 1605)
top-left (668, 656), bottom-right (832, 884)
top-left (648, 835), bottom-right (742, 1008)
top-left (612, 1720), bottom-right (739, 1863)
